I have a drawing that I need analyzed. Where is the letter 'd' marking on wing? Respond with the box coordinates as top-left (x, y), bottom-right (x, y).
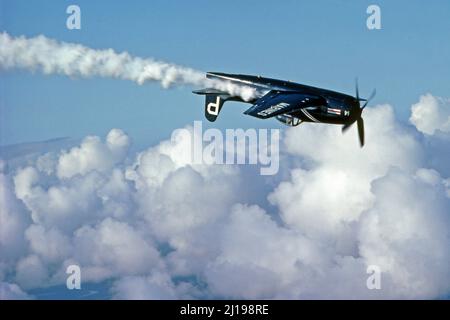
top-left (207, 96), bottom-right (221, 116)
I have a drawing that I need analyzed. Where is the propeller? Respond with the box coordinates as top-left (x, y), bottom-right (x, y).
top-left (342, 78), bottom-right (376, 147)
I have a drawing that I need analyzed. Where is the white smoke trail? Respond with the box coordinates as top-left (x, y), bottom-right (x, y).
top-left (0, 32), bottom-right (257, 101)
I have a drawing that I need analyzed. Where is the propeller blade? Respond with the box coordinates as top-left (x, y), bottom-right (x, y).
top-left (355, 78), bottom-right (360, 101)
top-left (357, 117), bottom-right (365, 147)
top-left (361, 89), bottom-right (376, 110)
top-left (342, 122), bottom-right (353, 133)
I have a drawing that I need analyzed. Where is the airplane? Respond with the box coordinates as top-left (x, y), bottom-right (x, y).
top-left (193, 72), bottom-right (376, 147)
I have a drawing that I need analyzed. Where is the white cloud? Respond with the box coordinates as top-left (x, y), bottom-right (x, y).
top-left (72, 218), bottom-right (163, 282)
top-left (111, 273), bottom-right (178, 300)
top-left (0, 282), bottom-right (31, 300)
top-left (15, 255), bottom-right (49, 290)
top-left (25, 225), bottom-right (72, 265)
top-left (1, 96), bottom-right (449, 299)
top-left (127, 127), bottom-right (241, 277)
top-left (270, 105), bottom-right (423, 242)
top-left (410, 94), bottom-right (450, 135)
top-left (14, 167), bottom-right (105, 232)
top-left (0, 173), bottom-right (30, 264)
top-left (57, 129), bottom-right (130, 179)
top-left (358, 168), bottom-right (450, 298)
top-left (205, 204), bottom-right (327, 299)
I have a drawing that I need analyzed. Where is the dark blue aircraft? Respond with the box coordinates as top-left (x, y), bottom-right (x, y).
top-left (193, 72), bottom-right (376, 147)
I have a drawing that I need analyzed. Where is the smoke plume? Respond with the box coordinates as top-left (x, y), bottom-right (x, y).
top-left (0, 32), bottom-right (257, 100)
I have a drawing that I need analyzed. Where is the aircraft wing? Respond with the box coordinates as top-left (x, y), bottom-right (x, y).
top-left (243, 90), bottom-right (325, 119)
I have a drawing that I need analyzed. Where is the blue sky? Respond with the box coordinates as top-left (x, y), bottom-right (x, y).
top-left (1, 0), bottom-right (449, 148)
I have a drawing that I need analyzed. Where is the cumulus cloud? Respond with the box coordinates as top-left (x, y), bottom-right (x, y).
top-left (15, 254), bottom-right (49, 290)
top-left (0, 282), bottom-right (31, 300)
top-left (205, 204), bottom-right (328, 299)
top-left (0, 172), bottom-right (30, 263)
top-left (111, 272), bottom-right (182, 300)
top-left (72, 218), bottom-right (163, 282)
top-left (204, 105), bottom-right (450, 299)
top-left (410, 94), bottom-right (450, 135)
top-left (358, 168), bottom-right (450, 298)
top-left (57, 129), bottom-right (130, 179)
top-left (0, 94), bottom-right (449, 299)
top-left (270, 105), bottom-right (423, 242)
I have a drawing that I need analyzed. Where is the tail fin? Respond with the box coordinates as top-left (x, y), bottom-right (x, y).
top-left (192, 88), bottom-right (231, 122)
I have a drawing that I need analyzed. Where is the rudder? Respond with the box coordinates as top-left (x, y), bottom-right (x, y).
top-left (193, 88), bottom-right (231, 122)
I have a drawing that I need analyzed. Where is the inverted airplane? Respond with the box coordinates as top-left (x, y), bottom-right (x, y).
top-left (193, 72), bottom-right (376, 147)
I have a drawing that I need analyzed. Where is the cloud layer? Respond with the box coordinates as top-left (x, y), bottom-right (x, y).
top-left (1, 95), bottom-right (449, 299)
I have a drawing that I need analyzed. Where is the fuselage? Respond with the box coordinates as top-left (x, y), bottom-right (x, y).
top-left (207, 72), bottom-right (358, 125)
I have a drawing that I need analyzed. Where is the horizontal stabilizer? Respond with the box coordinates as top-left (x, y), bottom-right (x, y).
top-left (192, 88), bottom-right (228, 95)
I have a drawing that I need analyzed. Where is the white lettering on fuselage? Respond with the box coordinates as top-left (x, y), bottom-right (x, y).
top-left (257, 102), bottom-right (289, 117)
